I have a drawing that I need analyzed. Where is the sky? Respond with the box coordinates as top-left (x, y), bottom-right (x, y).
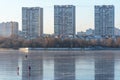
top-left (0, 0), bottom-right (120, 34)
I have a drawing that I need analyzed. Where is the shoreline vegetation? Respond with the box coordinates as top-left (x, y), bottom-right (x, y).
top-left (0, 36), bottom-right (120, 49)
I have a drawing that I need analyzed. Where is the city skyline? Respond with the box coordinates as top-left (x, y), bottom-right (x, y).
top-left (0, 0), bottom-right (120, 34)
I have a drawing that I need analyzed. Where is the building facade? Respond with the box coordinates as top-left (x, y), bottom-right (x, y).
top-left (0, 22), bottom-right (18, 37)
top-left (22, 7), bottom-right (43, 39)
top-left (54, 5), bottom-right (75, 37)
top-left (95, 5), bottom-right (114, 37)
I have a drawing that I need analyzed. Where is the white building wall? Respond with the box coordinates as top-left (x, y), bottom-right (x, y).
top-left (0, 22), bottom-right (18, 37)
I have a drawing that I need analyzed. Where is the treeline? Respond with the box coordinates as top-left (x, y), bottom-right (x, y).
top-left (0, 36), bottom-right (120, 48)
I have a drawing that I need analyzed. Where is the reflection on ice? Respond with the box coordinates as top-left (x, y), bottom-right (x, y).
top-left (0, 50), bottom-right (119, 80)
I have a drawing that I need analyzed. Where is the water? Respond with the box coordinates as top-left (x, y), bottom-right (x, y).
top-left (0, 49), bottom-right (120, 80)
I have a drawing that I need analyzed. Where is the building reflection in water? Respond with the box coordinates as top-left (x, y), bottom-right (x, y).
top-left (95, 52), bottom-right (114, 80)
top-left (54, 54), bottom-right (75, 80)
top-left (0, 50), bottom-right (20, 80)
top-left (22, 51), bottom-right (43, 80)
top-left (114, 52), bottom-right (120, 80)
top-left (43, 55), bottom-right (54, 80)
top-left (75, 51), bottom-right (94, 80)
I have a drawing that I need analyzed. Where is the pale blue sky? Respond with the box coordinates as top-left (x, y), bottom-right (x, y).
top-left (0, 0), bottom-right (120, 34)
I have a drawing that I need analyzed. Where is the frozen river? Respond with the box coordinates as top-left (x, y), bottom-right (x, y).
top-left (0, 49), bottom-right (120, 80)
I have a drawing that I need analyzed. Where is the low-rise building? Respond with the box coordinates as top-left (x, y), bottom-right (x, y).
top-left (77, 31), bottom-right (86, 37)
top-left (86, 28), bottom-right (94, 36)
top-left (114, 28), bottom-right (120, 36)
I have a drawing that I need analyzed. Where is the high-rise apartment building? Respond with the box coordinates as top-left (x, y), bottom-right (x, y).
top-left (95, 5), bottom-right (114, 37)
top-left (54, 5), bottom-right (75, 37)
top-left (0, 22), bottom-right (18, 37)
top-left (22, 7), bottom-right (43, 39)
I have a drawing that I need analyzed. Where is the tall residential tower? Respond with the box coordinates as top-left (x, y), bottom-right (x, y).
top-left (95, 5), bottom-right (114, 37)
top-left (22, 7), bottom-right (43, 39)
top-left (54, 5), bottom-right (75, 37)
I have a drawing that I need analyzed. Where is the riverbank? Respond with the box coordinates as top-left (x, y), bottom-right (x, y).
top-left (0, 47), bottom-right (120, 51)
top-left (19, 47), bottom-right (120, 51)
